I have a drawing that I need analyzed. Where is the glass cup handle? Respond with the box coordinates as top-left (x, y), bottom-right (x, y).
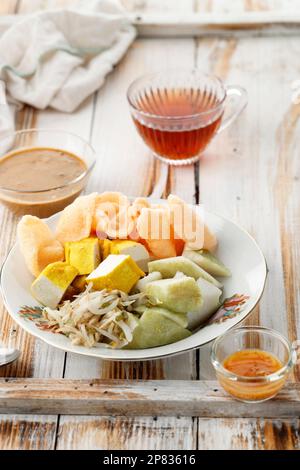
top-left (292, 342), bottom-right (300, 366)
top-left (217, 85), bottom-right (248, 134)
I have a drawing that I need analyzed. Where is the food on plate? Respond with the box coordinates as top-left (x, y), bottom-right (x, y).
top-left (183, 248), bottom-right (231, 277)
top-left (127, 308), bottom-right (191, 349)
top-left (56, 193), bottom-right (97, 243)
top-left (17, 191), bottom-right (239, 351)
top-left (142, 236), bottom-right (177, 260)
top-left (17, 215), bottom-right (64, 277)
top-left (65, 237), bottom-right (100, 275)
top-left (168, 194), bottom-right (217, 252)
top-left (93, 192), bottom-right (133, 238)
top-left (148, 256), bottom-right (222, 288)
top-left (136, 207), bottom-right (177, 259)
top-left (31, 286), bottom-right (142, 348)
top-left (101, 239), bottom-right (149, 272)
top-left (134, 272), bottom-right (163, 293)
top-left (99, 239), bottom-right (112, 259)
top-left (72, 275), bottom-right (88, 292)
top-left (187, 278), bottom-right (222, 329)
top-left (147, 306), bottom-right (188, 328)
top-left (145, 275), bottom-right (202, 313)
top-left (86, 254), bottom-right (144, 293)
top-left (31, 262), bottom-right (78, 309)
top-left (128, 197), bottom-right (151, 220)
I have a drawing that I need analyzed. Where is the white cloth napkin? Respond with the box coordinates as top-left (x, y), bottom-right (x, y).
top-left (0, 0), bottom-right (136, 133)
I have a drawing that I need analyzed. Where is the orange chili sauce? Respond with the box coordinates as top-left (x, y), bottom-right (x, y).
top-left (223, 349), bottom-right (283, 377)
top-left (218, 349), bottom-right (287, 401)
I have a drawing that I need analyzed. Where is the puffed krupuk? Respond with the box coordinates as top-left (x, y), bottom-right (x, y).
top-left (17, 215), bottom-right (64, 277)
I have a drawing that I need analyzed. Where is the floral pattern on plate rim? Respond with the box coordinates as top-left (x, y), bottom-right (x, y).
top-left (207, 294), bottom-right (250, 325)
top-left (19, 294), bottom-right (251, 341)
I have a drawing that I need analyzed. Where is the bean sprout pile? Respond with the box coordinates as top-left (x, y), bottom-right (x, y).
top-left (40, 284), bottom-right (145, 348)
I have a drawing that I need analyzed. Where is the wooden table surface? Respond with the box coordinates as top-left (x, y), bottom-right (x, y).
top-left (0, 0), bottom-right (300, 450)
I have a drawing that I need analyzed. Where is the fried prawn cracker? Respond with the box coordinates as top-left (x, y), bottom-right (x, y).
top-left (56, 193), bottom-right (97, 244)
top-left (128, 198), bottom-right (151, 220)
top-left (93, 192), bottom-right (133, 239)
top-left (17, 215), bottom-right (64, 277)
top-left (136, 207), bottom-right (176, 259)
top-left (168, 194), bottom-right (217, 252)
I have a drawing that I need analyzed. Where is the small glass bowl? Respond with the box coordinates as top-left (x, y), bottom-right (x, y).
top-left (211, 326), bottom-right (295, 403)
top-left (0, 129), bottom-right (96, 218)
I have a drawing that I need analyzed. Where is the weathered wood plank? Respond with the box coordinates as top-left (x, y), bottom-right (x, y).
top-left (56, 415), bottom-right (197, 450)
top-left (0, 379), bottom-right (300, 418)
top-left (198, 0), bottom-right (300, 13)
top-left (0, 1), bottom-right (19, 14)
top-left (0, 0), bottom-right (68, 383)
top-left (0, 415), bottom-right (57, 450)
top-left (17, 0), bottom-right (76, 12)
top-left (43, 0), bottom-right (197, 451)
top-left (1, 0), bottom-right (299, 452)
top-left (194, 11), bottom-right (300, 449)
top-left (197, 418), bottom-right (300, 450)
top-left (133, 12), bottom-right (300, 38)
top-left (196, 34), bottom-right (300, 373)
top-left (0, 0), bottom-right (63, 450)
top-left (9, 9), bottom-right (300, 37)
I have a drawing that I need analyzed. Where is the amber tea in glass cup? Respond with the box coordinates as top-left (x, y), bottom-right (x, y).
top-left (127, 69), bottom-right (247, 165)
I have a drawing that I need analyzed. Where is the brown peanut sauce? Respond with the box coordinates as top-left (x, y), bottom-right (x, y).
top-left (0, 147), bottom-right (88, 217)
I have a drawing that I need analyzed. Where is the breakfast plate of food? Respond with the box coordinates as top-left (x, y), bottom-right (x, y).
top-left (0, 192), bottom-right (267, 361)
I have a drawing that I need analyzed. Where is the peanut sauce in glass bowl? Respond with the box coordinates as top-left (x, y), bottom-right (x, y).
top-left (211, 327), bottom-right (295, 403)
top-left (0, 130), bottom-right (96, 218)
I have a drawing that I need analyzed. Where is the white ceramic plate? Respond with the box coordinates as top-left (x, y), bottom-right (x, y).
top-left (0, 203), bottom-right (267, 361)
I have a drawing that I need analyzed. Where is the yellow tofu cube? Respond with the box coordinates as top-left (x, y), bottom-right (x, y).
top-left (65, 238), bottom-right (100, 275)
top-left (99, 239), bottom-right (113, 260)
top-left (101, 239), bottom-right (150, 271)
top-left (86, 254), bottom-right (144, 293)
top-left (31, 262), bottom-right (78, 308)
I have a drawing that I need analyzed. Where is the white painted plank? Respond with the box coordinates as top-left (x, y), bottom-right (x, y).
top-left (196, 35), bottom-right (299, 370)
top-left (197, 418), bottom-right (300, 450)
top-left (0, 0), bottom-right (67, 450)
top-left (133, 12), bottom-right (300, 38)
top-left (54, 0), bottom-right (198, 451)
top-left (194, 19), bottom-right (300, 450)
top-left (56, 415), bottom-right (197, 450)
top-left (2, 379), bottom-right (300, 418)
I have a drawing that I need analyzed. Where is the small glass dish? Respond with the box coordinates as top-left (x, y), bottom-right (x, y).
top-left (0, 129), bottom-right (96, 218)
top-left (211, 326), bottom-right (296, 403)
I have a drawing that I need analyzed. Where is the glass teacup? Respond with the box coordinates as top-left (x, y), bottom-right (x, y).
top-left (127, 69), bottom-right (247, 166)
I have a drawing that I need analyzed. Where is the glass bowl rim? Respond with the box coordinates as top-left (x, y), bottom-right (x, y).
top-left (127, 68), bottom-right (227, 120)
top-left (211, 325), bottom-right (294, 383)
top-left (0, 128), bottom-right (96, 194)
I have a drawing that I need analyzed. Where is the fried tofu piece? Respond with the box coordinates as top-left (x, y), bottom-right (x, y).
top-left (31, 262), bottom-right (78, 308)
top-left (65, 237), bottom-right (100, 275)
top-left (101, 239), bottom-right (149, 272)
top-left (86, 254), bottom-right (144, 293)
